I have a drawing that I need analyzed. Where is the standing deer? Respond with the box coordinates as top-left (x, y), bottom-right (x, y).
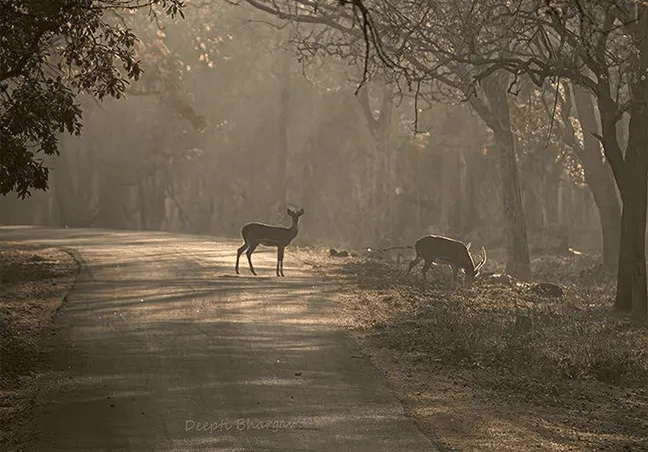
top-left (407, 235), bottom-right (487, 287)
top-left (235, 208), bottom-right (305, 277)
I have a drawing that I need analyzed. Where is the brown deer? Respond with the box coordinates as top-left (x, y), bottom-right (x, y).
top-left (235, 208), bottom-right (304, 277)
top-left (407, 235), bottom-right (487, 287)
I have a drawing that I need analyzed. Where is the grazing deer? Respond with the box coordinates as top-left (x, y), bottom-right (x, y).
top-left (407, 235), bottom-right (487, 287)
top-left (235, 208), bottom-right (305, 277)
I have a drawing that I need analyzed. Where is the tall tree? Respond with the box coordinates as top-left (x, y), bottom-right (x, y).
top-left (0, 0), bottom-right (185, 197)
top-left (457, 0), bottom-right (648, 321)
top-left (568, 84), bottom-right (621, 269)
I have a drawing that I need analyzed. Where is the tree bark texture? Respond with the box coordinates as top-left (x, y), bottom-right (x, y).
top-left (572, 85), bottom-right (621, 269)
top-left (596, 10), bottom-right (648, 322)
top-left (614, 88), bottom-right (648, 322)
top-left (476, 74), bottom-right (531, 280)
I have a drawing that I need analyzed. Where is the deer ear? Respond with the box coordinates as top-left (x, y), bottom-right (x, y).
top-left (298, 208), bottom-right (304, 215)
top-left (287, 208), bottom-right (293, 215)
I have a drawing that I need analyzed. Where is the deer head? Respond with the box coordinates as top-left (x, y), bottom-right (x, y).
top-left (465, 246), bottom-right (487, 286)
top-left (287, 207), bottom-right (305, 219)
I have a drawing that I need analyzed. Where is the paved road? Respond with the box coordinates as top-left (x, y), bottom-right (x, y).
top-left (0, 226), bottom-right (435, 451)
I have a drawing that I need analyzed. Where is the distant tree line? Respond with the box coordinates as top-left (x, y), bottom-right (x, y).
top-left (1, 1), bottom-right (645, 321)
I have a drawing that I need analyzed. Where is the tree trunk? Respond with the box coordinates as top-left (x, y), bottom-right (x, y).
top-left (458, 149), bottom-right (468, 233)
top-left (606, 12), bottom-right (648, 322)
top-left (462, 148), bottom-right (482, 234)
top-left (557, 180), bottom-right (566, 226)
top-left (542, 168), bottom-right (559, 225)
top-left (616, 165), bottom-right (648, 321)
top-left (440, 150), bottom-right (451, 232)
top-left (97, 170), bottom-right (124, 230)
top-left (53, 136), bottom-right (76, 227)
top-left (523, 179), bottom-right (545, 232)
top-left (138, 172), bottom-right (147, 230)
top-left (494, 130), bottom-right (531, 279)
top-left (572, 85), bottom-right (621, 269)
top-left (615, 89), bottom-right (648, 322)
top-left (477, 74), bottom-right (531, 280)
top-left (357, 82), bottom-right (393, 245)
top-left (448, 148), bottom-right (462, 234)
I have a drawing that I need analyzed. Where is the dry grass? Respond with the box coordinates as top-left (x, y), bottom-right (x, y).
top-left (307, 248), bottom-right (648, 452)
top-left (0, 243), bottom-right (79, 452)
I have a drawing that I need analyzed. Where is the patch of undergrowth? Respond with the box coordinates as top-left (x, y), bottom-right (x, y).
top-left (0, 244), bottom-right (79, 451)
top-left (331, 256), bottom-right (648, 389)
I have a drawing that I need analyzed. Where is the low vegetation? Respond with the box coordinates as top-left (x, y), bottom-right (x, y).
top-left (0, 244), bottom-right (79, 452)
top-left (316, 248), bottom-right (648, 451)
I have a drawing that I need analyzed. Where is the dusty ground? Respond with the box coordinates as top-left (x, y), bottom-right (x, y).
top-left (300, 247), bottom-right (648, 452)
top-left (0, 242), bottom-right (79, 450)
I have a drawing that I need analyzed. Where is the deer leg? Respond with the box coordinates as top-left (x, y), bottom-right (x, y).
top-left (278, 247), bottom-right (285, 277)
top-left (246, 243), bottom-right (259, 276)
top-left (421, 260), bottom-right (432, 280)
top-left (450, 265), bottom-right (459, 288)
top-left (407, 253), bottom-right (421, 273)
top-left (236, 243), bottom-right (248, 274)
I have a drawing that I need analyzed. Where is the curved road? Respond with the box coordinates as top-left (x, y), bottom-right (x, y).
top-left (0, 226), bottom-right (435, 452)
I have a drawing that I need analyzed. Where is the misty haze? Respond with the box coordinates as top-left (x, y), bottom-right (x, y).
top-left (1, 1), bottom-right (647, 451)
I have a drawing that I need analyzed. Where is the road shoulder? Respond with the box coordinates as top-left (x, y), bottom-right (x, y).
top-left (0, 242), bottom-right (80, 452)
top-left (308, 250), bottom-right (648, 452)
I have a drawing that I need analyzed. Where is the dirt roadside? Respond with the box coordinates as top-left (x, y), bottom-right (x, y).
top-left (0, 242), bottom-right (79, 452)
top-left (295, 248), bottom-right (648, 452)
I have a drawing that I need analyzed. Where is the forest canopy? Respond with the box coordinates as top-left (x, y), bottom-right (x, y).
top-left (0, 0), bottom-right (185, 198)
